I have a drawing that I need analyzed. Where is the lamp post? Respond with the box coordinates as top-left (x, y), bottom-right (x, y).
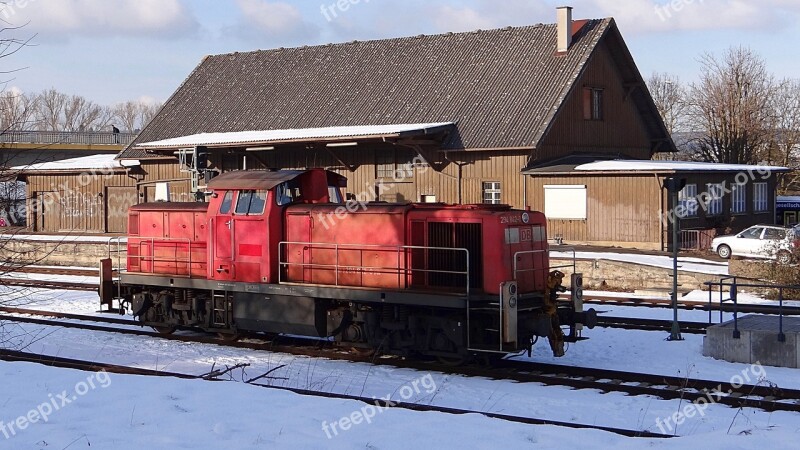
top-left (664, 177), bottom-right (686, 341)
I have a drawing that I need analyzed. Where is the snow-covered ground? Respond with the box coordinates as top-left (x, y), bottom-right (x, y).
top-left (2, 287), bottom-right (800, 448)
top-left (551, 250), bottom-right (729, 275)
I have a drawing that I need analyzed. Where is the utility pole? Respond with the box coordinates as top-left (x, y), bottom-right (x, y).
top-left (664, 177), bottom-right (685, 341)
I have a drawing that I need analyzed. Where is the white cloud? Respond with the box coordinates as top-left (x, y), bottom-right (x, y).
top-left (580, 0), bottom-right (800, 34)
top-left (0, 0), bottom-right (197, 38)
top-left (432, 1), bottom-right (552, 33)
top-left (234, 0), bottom-right (320, 44)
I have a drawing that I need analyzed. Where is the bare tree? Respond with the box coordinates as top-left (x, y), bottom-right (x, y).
top-left (0, 90), bottom-right (37, 131)
top-left (766, 79), bottom-right (800, 193)
top-left (112, 100), bottom-right (163, 132)
top-left (648, 72), bottom-right (687, 135)
top-left (34, 88), bottom-right (68, 131)
top-left (138, 101), bottom-right (162, 131)
top-left (113, 100), bottom-right (139, 132)
top-left (687, 47), bottom-right (777, 164)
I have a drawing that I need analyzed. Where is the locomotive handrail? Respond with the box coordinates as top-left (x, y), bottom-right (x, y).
top-left (512, 247), bottom-right (576, 282)
top-left (106, 236), bottom-right (128, 304)
top-left (277, 241), bottom-right (470, 297)
top-left (124, 237), bottom-right (203, 277)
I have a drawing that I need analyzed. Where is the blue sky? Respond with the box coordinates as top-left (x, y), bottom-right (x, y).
top-left (3, 0), bottom-right (799, 105)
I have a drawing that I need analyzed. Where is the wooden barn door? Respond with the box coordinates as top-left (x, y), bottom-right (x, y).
top-left (33, 191), bottom-right (59, 232)
top-left (105, 187), bottom-right (137, 233)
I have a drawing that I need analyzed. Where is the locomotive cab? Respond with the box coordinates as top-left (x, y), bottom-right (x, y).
top-left (205, 169), bottom-right (345, 284)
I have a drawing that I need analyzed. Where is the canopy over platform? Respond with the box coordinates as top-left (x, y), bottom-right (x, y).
top-left (133, 123), bottom-right (456, 151)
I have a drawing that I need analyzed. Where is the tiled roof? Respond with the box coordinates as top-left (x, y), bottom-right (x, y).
top-left (119, 19), bottom-right (619, 159)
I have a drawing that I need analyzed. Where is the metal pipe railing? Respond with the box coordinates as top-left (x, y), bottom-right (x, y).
top-left (0, 130), bottom-right (136, 145)
top-left (278, 241), bottom-right (470, 296)
top-left (704, 278), bottom-right (800, 341)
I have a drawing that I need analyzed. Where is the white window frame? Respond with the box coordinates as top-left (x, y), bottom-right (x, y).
top-left (678, 184), bottom-right (698, 218)
top-left (754, 182), bottom-right (769, 212)
top-left (731, 183), bottom-right (746, 214)
top-left (706, 183), bottom-right (723, 216)
top-left (482, 182), bottom-right (501, 205)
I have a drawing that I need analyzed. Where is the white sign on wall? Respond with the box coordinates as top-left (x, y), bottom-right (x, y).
top-left (544, 185), bottom-right (587, 220)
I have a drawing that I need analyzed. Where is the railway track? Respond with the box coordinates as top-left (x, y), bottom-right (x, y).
top-left (2, 307), bottom-right (799, 416)
top-left (580, 294), bottom-right (800, 316)
top-left (595, 316), bottom-right (709, 334)
top-left (0, 348), bottom-right (671, 439)
top-left (0, 265), bottom-right (100, 291)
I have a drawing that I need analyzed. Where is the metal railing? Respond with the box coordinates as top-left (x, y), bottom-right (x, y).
top-left (513, 246), bottom-right (577, 283)
top-left (0, 130), bottom-right (137, 146)
top-left (124, 237), bottom-right (204, 277)
top-left (705, 277), bottom-right (800, 342)
top-left (680, 229), bottom-right (715, 251)
top-left (278, 241), bottom-right (470, 296)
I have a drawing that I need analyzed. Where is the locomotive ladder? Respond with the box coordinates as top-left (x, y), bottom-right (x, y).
top-left (211, 291), bottom-right (231, 327)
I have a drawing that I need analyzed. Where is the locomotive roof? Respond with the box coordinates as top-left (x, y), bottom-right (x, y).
top-left (206, 169), bottom-right (345, 190)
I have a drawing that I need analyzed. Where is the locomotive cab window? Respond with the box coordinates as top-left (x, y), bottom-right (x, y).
top-left (328, 185), bottom-right (343, 204)
top-left (234, 190), bottom-right (267, 215)
top-left (275, 180), bottom-right (302, 206)
top-left (219, 191), bottom-right (234, 214)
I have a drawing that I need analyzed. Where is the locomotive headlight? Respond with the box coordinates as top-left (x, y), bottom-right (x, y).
top-left (509, 296), bottom-right (517, 308)
top-left (521, 212), bottom-right (530, 224)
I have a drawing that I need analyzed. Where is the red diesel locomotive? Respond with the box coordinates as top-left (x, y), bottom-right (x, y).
top-left (102, 169), bottom-right (596, 362)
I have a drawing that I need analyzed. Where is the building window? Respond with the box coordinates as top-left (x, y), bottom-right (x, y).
top-left (376, 149), bottom-right (413, 180)
top-left (754, 182), bottom-right (769, 212)
top-left (583, 87), bottom-right (604, 120)
top-left (678, 184), bottom-right (698, 217)
top-left (482, 182), bottom-right (501, 204)
top-left (706, 183), bottom-right (723, 216)
top-left (731, 183), bottom-right (746, 214)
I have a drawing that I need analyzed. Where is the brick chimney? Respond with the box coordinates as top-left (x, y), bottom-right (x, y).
top-left (557, 6), bottom-right (573, 53)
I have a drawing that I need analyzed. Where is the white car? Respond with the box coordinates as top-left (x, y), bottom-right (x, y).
top-left (711, 225), bottom-right (795, 264)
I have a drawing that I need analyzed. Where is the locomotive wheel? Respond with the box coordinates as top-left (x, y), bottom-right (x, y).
top-left (349, 346), bottom-right (377, 357)
top-left (432, 331), bottom-right (467, 366)
top-left (217, 332), bottom-right (240, 342)
top-left (436, 353), bottom-right (468, 366)
top-left (152, 325), bottom-right (177, 335)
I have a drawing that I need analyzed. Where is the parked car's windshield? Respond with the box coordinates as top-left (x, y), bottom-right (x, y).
top-left (740, 227), bottom-right (763, 239)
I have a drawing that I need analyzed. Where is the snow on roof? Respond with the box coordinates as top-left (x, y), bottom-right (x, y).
top-left (14, 154), bottom-right (140, 172)
top-left (574, 160), bottom-right (789, 173)
top-left (135, 123), bottom-right (455, 149)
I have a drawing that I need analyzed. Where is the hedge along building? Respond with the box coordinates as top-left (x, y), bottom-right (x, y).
top-left (115, 6), bottom-right (773, 249)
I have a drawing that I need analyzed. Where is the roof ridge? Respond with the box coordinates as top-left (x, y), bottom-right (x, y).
top-left (209, 19), bottom-right (608, 58)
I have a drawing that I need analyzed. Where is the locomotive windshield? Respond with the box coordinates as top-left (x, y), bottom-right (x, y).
top-left (235, 190), bottom-right (267, 215)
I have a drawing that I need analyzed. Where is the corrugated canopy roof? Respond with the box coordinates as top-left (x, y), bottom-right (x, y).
top-left (15, 154), bottom-right (140, 173)
top-left (119, 18), bottom-right (666, 159)
top-left (524, 158), bottom-right (791, 175)
top-left (135, 123), bottom-right (455, 150)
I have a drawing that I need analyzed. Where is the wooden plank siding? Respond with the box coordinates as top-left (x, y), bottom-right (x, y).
top-left (525, 172), bottom-right (780, 250)
top-left (537, 39), bottom-right (653, 163)
top-left (203, 147), bottom-right (531, 208)
top-left (525, 175), bottom-right (664, 248)
top-left (25, 160), bottom-right (191, 233)
top-left (26, 171), bottom-right (137, 233)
